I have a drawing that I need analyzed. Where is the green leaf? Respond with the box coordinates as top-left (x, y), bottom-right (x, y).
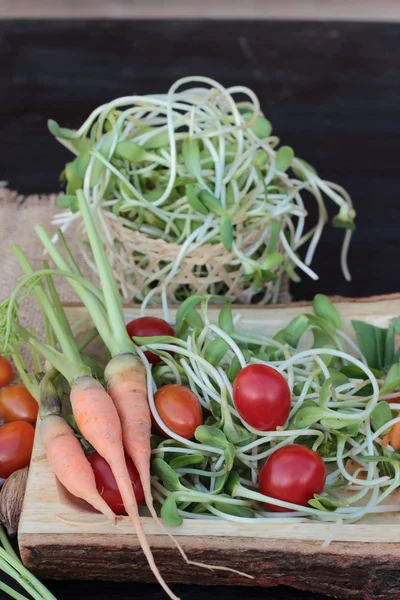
top-left (307, 315), bottom-right (337, 339)
top-left (182, 138), bottom-right (201, 178)
top-left (242, 112), bottom-right (272, 138)
top-left (292, 406), bottom-right (324, 429)
top-left (175, 295), bottom-right (202, 333)
top-left (319, 379), bottom-right (333, 409)
top-left (313, 295), bottom-right (342, 329)
top-left (204, 337), bottom-right (230, 367)
top-left (275, 146), bottom-right (294, 172)
top-left (142, 129), bottom-right (170, 150)
top-left (198, 190), bottom-right (224, 216)
top-left (212, 471), bottom-right (230, 495)
top-left (283, 315), bottom-right (309, 348)
top-left (48, 119), bottom-right (76, 140)
top-left (328, 370), bottom-right (350, 387)
top-left (223, 421), bottom-right (256, 446)
top-left (223, 443), bottom-right (236, 472)
top-left (75, 152), bottom-right (91, 179)
top-left (332, 214), bottom-right (356, 231)
top-left (320, 415), bottom-right (361, 430)
top-left (220, 217), bottom-right (233, 252)
top-left (218, 303), bottom-right (234, 334)
top-left (224, 472), bottom-right (241, 496)
top-left (262, 252), bottom-right (284, 271)
top-left (380, 363), bottom-right (400, 395)
top-left (186, 184), bottom-right (208, 215)
top-left (209, 399), bottom-right (222, 418)
top-left (227, 356), bottom-right (242, 383)
top-left (161, 494), bottom-right (183, 527)
top-left (185, 309), bottom-right (204, 330)
top-left (115, 140), bottom-right (147, 162)
top-left (195, 425), bottom-right (229, 449)
top-left (169, 454), bottom-right (207, 469)
top-left (351, 320), bottom-right (390, 370)
top-left (312, 327), bottom-right (331, 348)
top-left (65, 160), bottom-right (82, 195)
top-left (267, 219), bottom-right (281, 255)
top-left (57, 194), bottom-right (77, 210)
top-left (340, 364), bottom-right (384, 380)
top-left (152, 458), bottom-right (181, 492)
top-left (371, 402), bottom-right (393, 433)
top-left (308, 494), bottom-right (345, 512)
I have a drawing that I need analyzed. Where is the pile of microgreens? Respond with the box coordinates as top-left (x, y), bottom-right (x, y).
top-left (125, 294), bottom-right (400, 526)
top-left (49, 76), bottom-right (355, 304)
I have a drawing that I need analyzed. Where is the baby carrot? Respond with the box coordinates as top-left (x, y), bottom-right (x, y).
top-left (41, 415), bottom-right (116, 523)
top-left (70, 375), bottom-right (179, 600)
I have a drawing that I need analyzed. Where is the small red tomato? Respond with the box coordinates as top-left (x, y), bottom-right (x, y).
top-left (259, 444), bottom-right (326, 512)
top-left (0, 385), bottom-right (38, 423)
top-left (0, 421), bottom-right (35, 478)
top-left (126, 316), bottom-right (175, 366)
top-left (87, 452), bottom-right (144, 515)
top-left (233, 364), bottom-right (291, 430)
top-left (0, 356), bottom-right (13, 387)
top-left (153, 384), bottom-right (203, 439)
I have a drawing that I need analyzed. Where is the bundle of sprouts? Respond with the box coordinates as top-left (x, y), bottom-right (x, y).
top-left (134, 295), bottom-right (400, 526)
top-left (49, 76), bottom-right (356, 305)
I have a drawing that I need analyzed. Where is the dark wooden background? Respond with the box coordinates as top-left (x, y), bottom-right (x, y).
top-left (1, 18), bottom-right (399, 600)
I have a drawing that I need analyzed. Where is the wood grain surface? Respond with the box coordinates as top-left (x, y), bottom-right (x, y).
top-left (1, 18), bottom-right (400, 600)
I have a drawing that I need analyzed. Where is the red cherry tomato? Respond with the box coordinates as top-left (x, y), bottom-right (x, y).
top-left (0, 356), bottom-right (13, 387)
top-left (259, 444), bottom-right (326, 512)
top-left (153, 384), bottom-right (203, 439)
top-left (0, 385), bottom-right (38, 423)
top-left (0, 421), bottom-right (35, 478)
top-left (126, 316), bottom-right (175, 366)
top-left (233, 364), bottom-right (291, 430)
top-left (87, 451), bottom-right (144, 515)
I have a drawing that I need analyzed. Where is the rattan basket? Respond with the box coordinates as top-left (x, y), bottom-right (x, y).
top-left (76, 214), bottom-right (291, 305)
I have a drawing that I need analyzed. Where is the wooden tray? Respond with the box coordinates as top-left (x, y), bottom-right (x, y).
top-left (18, 296), bottom-right (400, 600)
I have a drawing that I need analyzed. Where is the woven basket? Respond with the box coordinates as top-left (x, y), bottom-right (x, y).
top-left (76, 214), bottom-right (291, 305)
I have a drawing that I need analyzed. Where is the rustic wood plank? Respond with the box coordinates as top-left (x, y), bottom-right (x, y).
top-left (17, 300), bottom-right (400, 599)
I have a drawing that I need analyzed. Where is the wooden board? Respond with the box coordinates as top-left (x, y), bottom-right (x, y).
top-left (18, 296), bottom-right (400, 599)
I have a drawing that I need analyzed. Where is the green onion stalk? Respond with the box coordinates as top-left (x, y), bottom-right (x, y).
top-left (49, 75), bottom-right (355, 305)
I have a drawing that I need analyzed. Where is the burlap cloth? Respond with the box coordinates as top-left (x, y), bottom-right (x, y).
top-left (0, 185), bottom-right (98, 350)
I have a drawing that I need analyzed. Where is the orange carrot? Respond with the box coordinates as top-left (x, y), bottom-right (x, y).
top-left (105, 354), bottom-right (251, 579)
top-left (40, 414), bottom-right (116, 523)
top-left (70, 374), bottom-right (179, 600)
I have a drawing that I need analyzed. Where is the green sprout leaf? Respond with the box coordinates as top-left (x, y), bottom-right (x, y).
top-left (198, 190), bottom-right (224, 216)
top-left (220, 216), bottom-right (234, 252)
top-left (313, 295), bottom-right (342, 330)
top-left (204, 338), bottom-right (230, 367)
top-left (161, 494), bottom-right (183, 527)
top-left (275, 146), bottom-right (294, 173)
top-left (186, 184), bottom-right (208, 215)
top-left (371, 402), bottom-right (393, 434)
top-left (195, 425), bottom-right (229, 449)
top-left (169, 454), bottom-right (207, 469)
top-left (152, 458), bottom-right (181, 492)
